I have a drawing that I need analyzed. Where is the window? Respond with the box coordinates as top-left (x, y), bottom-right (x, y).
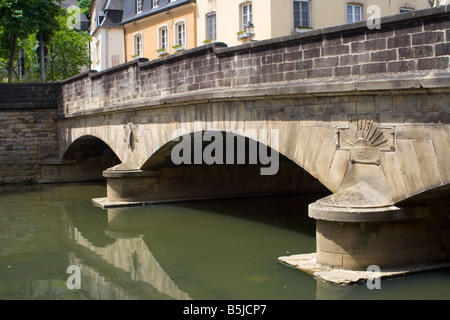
top-left (159, 26), bottom-right (168, 50)
top-left (175, 21), bottom-right (186, 47)
top-left (400, 7), bottom-right (414, 13)
top-left (152, 0), bottom-right (158, 8)
top-left (134, 33), bottom-right (143, 57)
top-left (95, 39), bottom-right (101, 65)
top-left (206, 13), bottom-right (216, 41)
top-left (136, 0), bottom-right (143, 13)
top-left (347, 4), bottom-right (362, 23)
top-left (293, 0), bottom-right (311, 28)
top-left (96, 15), bottom-right (104, 27)
top-left (241, 3), bottom-right (252, 31)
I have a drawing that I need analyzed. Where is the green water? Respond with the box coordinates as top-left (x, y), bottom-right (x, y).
top-left (0, 182), bottom-right (449, 300)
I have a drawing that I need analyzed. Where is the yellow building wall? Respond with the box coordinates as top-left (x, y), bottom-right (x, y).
top-left (123, 4), bottom-right (196, 62)
top-left (196, 0), bottom-right (430, 48)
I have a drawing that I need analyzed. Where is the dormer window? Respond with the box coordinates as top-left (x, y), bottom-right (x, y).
top-left (136, 0), bottom-right (143, 13)
top-left (96, 15), bottom-right (104, 27)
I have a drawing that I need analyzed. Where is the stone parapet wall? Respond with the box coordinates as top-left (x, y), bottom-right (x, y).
top-left (58, 6), bottom-right (450, 117)
top-left (0, 84), bottom-right (58, 184)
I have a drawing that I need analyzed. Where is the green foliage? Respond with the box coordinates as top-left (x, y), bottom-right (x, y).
top-left (77, 0), bottom-right (91, 20)
top-left (0, 0), bottom-right (90, 82)
top-left (21, 14), bottom-right (91, 82)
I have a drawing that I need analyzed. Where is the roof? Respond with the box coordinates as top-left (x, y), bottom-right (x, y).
top-left (103, 0), bottom-right (124, 11)
top-left (121, 0), bottom-right (196, 25)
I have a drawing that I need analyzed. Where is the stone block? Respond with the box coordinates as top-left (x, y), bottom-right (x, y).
top-left (418, 57), bottom-right (449, 70)
top-left (315, 138), bottom-right (337, 185)
top-left (430, 126), bottom-right (450, 183)
top-left (356, 100), bottom-right (375, 114)
top-left (398, 46), bottom-right (433, 59)
top-left (370, 49), bottom-right (397, 62)
top-left (293, 126), bottom-right (312, 168)
top-left (339, 53), bottom-right (370, 65)
top-left (393, 94), bottom-right (418, 113)
top-left (304, 48), bottom-right (321, 59)
top-left (351, 38), bottom-right (386, 53)
top-left (342, 29), bottom-right (366, 43)
top-left (395, 126), bottom-right (431, 140)
top-left (412, 31), bottom-right (445, 45)
top-left (322, 44), bottom-right (349, 56)
top-left (436, 43), bottom-right (450, 57)
top-left (395, 139), bottom-right (425, 196)
top-left (306, 68), bottom-right (333, 79)
top-left (387, 34), bottom-right (411, 49)
top-left (325, 149), bottom-right (350, 193)
top-left (334, 66), bottom-right (351, 77)
top-left (388, 60), bottom-right (417, 73)
top-left (361, 62), bottom-right (387, 74)
top-left (380, 152), bottom-right (408, 203)
top-left (394, 19), bottom-right (423, 35)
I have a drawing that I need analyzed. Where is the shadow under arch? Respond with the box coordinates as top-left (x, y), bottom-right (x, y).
top-left (395, 184), bottom-right (450, 208)
top-left (61, 135), bottom-right (121, 182)
top-left (134, 130), bottom-right (330, 205)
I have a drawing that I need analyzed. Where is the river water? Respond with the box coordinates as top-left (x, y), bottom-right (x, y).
top-left (0, 182), bottom-right (449, 300)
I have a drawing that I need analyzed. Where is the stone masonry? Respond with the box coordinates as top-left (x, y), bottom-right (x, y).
top-left (0, 84), bottom-right (59, 184)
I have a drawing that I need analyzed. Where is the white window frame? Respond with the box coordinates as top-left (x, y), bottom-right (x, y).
top-left (133, 32), bottom-right (143, 57)
top-left (158, 25), bottom-right (169, 51)
top-left (241, 2), bottom-right (252, 31)
top-left (347, 3), bottom-right (362, 23)
top-left (94, 36), bottom-right (101, 66)
top-left (174, 19), bottom-right (186, 48)
top-left (152, 0), bottom-right (158, 8)
top-left (136, 0), bottom-right (143, 13)
top-left (206, 12), bottom-right (216, 41)
top-left (293, 0), bottom-right (311, 28)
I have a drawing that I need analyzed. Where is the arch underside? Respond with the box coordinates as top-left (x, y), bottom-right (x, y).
top-left (104, 130), bottom-right (331, 206)
top-left (47, 135), bottom-right (121, 183)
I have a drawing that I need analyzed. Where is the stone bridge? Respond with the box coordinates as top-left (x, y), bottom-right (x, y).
top-left (37, 6), bottom-right (450, 272)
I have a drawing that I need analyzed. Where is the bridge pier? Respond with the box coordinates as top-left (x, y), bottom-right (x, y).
top-left (309, 187), bottom-right (433, 270)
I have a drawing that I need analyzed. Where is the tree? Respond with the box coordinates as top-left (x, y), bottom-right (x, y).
top-left (20, 9), bottom-right (91, 82)
top-left (0, 0), bottom-right (63, 82)
top-left (77, 0), bottom-right (91, 21)
top-left (45, 14), bottom-right (91, 81)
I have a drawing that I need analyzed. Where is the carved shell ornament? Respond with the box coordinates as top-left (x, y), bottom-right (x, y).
top-left (345, 119), bottom-right (389, 149)
top-left (336, 117), bottom-right (394, 165)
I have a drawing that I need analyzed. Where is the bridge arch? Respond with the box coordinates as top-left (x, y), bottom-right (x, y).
top-left (63, 135), bottom-right (121, 162)
top-left (104, 129), bottom-right (330, 205)
top-left (57, 135), bottom-right (121, 182)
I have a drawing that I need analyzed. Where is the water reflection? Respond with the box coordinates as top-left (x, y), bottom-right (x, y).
top-left (1, 182), bottom-right (449, 300)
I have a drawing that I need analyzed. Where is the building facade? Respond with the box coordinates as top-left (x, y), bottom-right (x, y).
top-left (90, 0), bottom-right (125, 71)
top-left (196, 0), bottom-right (431, 47)
top-left (88, 0), bottom-right (432, 70)
top-left (121, 0), bottom-right (196, 62)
